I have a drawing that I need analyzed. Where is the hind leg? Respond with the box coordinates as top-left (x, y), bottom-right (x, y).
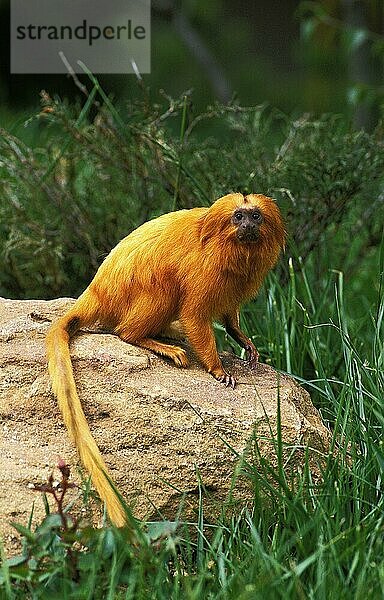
top-left (160, 320), bottom-right (185, 341)
top-left (115, 297), bottom-right (189, 368)
top-left (132, 337), bottom-right (188, 367)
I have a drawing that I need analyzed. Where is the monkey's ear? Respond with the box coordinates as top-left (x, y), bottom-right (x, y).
top-left (198, 210), bottom-right (228, 245)
top-left (199, 213), bottom-right (215, 245)
top-left (198, 194), bottom-right (242, 245)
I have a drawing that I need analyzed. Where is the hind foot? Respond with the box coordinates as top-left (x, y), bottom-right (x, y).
top-left (133, 337), bottom-right (189, 368)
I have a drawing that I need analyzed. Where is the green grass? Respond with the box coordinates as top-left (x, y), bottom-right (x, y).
top-left (0, 82), bottom-right (383, 597)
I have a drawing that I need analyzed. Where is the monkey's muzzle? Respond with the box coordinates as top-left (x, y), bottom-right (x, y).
top-left (236, 225), bottom-right (260, 243)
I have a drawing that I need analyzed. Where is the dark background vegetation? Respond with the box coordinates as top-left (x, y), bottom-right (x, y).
top-left (1, 0), bottom-right (384, 124)
top-left (0, 1), bottom-right (383, 597)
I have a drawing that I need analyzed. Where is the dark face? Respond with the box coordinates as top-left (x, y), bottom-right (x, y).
top-left (231, 207), bottom-right (263, 242)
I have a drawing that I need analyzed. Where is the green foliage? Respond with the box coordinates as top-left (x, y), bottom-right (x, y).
top-left (0, 85), bottom-right (383, 300)
top-left (299, 1), bottom-right (384, 123)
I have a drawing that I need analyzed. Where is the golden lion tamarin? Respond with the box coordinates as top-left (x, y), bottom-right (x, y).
top-left (46, 193), bottom-right (285, 526)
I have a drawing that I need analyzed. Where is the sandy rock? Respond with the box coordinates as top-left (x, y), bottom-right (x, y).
top-left (0, 297), bottom-right (331, 555)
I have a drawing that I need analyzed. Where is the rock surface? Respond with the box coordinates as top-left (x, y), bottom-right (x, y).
top-left (0, 297), bottom-right (331, 555)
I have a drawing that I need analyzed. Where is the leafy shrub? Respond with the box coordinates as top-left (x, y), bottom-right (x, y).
top-left (0, 86), bottom-right (383, 300)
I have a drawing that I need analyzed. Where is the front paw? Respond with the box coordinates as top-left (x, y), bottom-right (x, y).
top-left (209, 368), bottom-right (236, 388)
top-left (245, 344), bottom-right (259, 369)
top-left (217, 372), bottom-right (236, 388)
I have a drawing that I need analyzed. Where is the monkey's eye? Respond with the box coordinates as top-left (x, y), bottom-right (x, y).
top-left (252, 211), bottom-right (262, 222)
top-left (233, 211), bottom-right (243, 222)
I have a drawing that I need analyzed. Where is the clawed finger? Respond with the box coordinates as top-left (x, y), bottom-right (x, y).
top-left (248, 356), bottom-right (259, 370)
top-left (246, 348), bottom-right (259, 369)
top-left (218, 374), bottom-right (236, 388)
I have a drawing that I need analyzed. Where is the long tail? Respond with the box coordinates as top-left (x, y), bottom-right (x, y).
top-left (46, 298), bottom-right (127, 527)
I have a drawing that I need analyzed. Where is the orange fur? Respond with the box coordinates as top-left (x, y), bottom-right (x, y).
top-left (46, 192), bottom-right (286, 526)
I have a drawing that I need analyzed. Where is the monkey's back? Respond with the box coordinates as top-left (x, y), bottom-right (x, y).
top-left (86, 207), bottom-right (208, 318)
top-left (99, 206), bottom-right (206, 275)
